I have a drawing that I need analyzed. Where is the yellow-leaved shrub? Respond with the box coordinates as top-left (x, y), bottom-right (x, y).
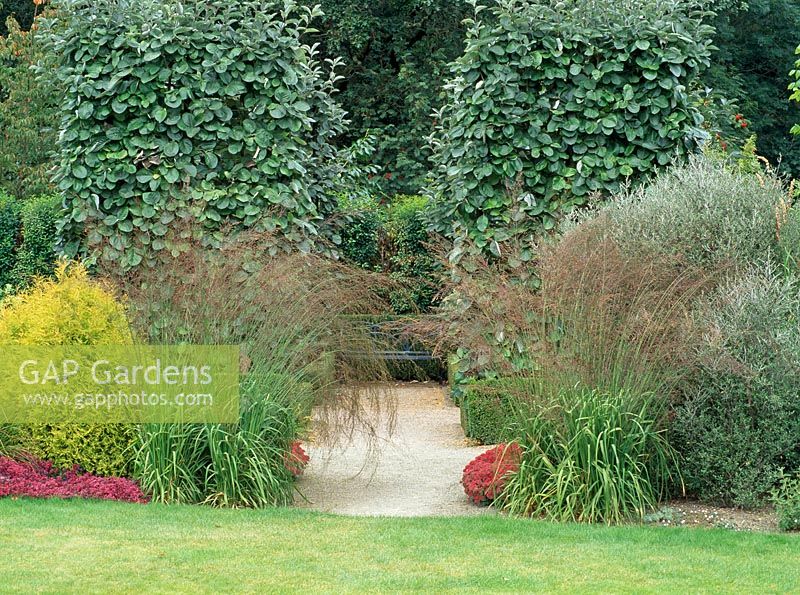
top-left (0, 261), bottom-right (138, 476)
top-left (0, 261), bottom-right (132, 345)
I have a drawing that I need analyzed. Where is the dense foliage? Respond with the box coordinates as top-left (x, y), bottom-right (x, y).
top-left (709, 0), bottom-right (800, 172)
top-left (300, 0), bottom-right (469, 195)
top-left (9, 193), bottom-right (60, 287)
top-left (0, 193), bottom-right (60, 296)
top-left (0, 261), bottom-right (131, 344)
top-left (41, 0), bottom-right (371, 269)
top-left (0, 0), bottom-right (37, 35)
top-left (339, 194), bottom-right (442, 313)
top-left (0, 15), bottom-right (58, 199)
top-left (0, 193), bottom-right (19, 289)
top-left (0, 263), bottom-right (137, 476)
top-left (26, 424), bottom-right (138, 478)
top-left (428, 0), bottom-right (713, 260)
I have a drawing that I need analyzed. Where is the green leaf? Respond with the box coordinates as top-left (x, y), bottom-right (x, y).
top-left (77, 103), bottom-right (94, 119)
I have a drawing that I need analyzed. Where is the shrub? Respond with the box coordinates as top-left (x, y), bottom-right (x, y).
top-left (284, 441), bottom-right (310, 477)
top-left (41, 0), bottom-right (371, 269)
top-left (461, 379), bottom-right (526, 445)
top-left (672, 268), bottom-right (800, 508)
top-left (9, 194), bottom-right (61, 288)
top-left (462, 443), bottom-right (521, 505)
top-left (428, 0), bottom-right (713, 261)
top-left (0, 262), bottom-right (137, 476)
top-left (502, 386), bottom-right (678, 524)
top-left (772, 473), bottom-right (800, 532)
top-left (0, 261), bottom-right (132, 345)
top-left (604, 156), bottom-right (784, 269)
top-left (384, 195), bottom-right (441, 313)
top-left (26, 424), bottom-right (137, 478)
top-left (0, 193), bottom-right (21, 289)
top-left (0, 456), bottom-right (147, 503)
top-left (121, 235), bottom-right (392, 506)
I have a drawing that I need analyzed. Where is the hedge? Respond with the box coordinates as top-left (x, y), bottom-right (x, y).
top-left (428, 0), bottom-right (714, 261)
top-left (41, 0), bottom-right (369, 269)
top-left (460, 378), bottom-right (536, 445)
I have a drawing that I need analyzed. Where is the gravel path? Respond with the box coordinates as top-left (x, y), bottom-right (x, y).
top-left (293, 383), bottom-right (493, 517)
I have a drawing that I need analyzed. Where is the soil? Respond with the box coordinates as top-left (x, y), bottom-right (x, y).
top-left (647, 500), bottom-right (779, 532)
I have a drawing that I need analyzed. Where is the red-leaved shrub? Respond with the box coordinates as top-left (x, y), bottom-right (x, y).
top-left (284, 441), bottom-right (310, 477)
top-left (0, 456), bottom-right (148, 503)
top-left (462, 443), bottom-right (521, 505)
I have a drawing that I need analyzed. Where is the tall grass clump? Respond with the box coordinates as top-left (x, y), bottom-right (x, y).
top-left (115, 231), bottom-right (393, 507)
top-left (439, 219), bottom-right (714, 522)
top-left (499, 229), bottom-right (712, 522)
top-left (501, 386), bottom-right (677, 524)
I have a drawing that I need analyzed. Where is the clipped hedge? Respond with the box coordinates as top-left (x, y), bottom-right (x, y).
top-left (27, 424), bottom-right (138, 478)
top-left (428, 0), bottom-right (713, 260)
top-left (339, 210), bottom-right (383, 271)
top-left (41, 0), bottom-right (367, 269)
top-left (461, 378), bottom-right (533, 444)
top-left (0, 193), bottom-right (60, 296)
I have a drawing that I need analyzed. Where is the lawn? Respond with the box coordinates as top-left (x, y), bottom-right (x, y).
top-left (0, 499), bottom-right (797, 593)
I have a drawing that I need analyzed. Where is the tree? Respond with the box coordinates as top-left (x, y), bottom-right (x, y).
top-left (427, 0), bottom-right (713, 262)
top-left (0, 14), bottom-right (58, 198)
top-left (707, 0), bottom-right (800, 172)
top-left (301, 0), bottom-right (469, 195)
top-left (42, 0), bottom-right (370, 269)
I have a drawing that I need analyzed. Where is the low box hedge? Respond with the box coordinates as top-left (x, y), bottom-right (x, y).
top-left (461, 378), bottom-right (537, 445)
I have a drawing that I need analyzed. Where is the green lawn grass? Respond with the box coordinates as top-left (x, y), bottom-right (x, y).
top-left (0, 499), bottom-right (797, 593)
